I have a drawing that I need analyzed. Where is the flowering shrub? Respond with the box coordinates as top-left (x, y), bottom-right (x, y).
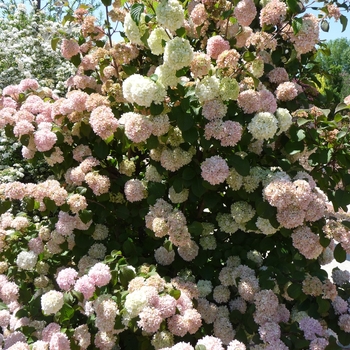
top-left (0, 1), bottom-right (77, 95)
top-left (0, 0), bottom-right (350, 349)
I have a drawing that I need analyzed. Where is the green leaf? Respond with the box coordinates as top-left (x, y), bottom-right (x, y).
top-left (182, 167), bottom-right (196, 180)
top-left (334, 243), bottom-right (346, 263)
top-left (79, 210), bottom-right (92, 224)
top-left (337, 130), bottom-right (347, 140)
top-left (122, 64), bottom-right (138, 76)
top-left (59, 303), bottom-right (74, 323)
top-left (342, 220), bottom-right (350, 229)
top-left (287, 283), bottom-right (302, 299)
top-left (0, 200), bottom-right (12, 214)
top-left (150, 102), bottom-right (164, 116)
top-left (148, 182), bottom-right (166, 197)
top-left (227, 155), bottom-right (250, 176)
top-left (70, 53), bottom-right (81, 68)
top-left (317, 297), bottom-right (330, 314)
top-left (94, 140), bottom-right (110, 159)
top-left (321, 19), bottom-right (329, 32)
top-left (43, 197), bottom-right (57, 212)
top-left (187, 221), bottom-right (203, 235)
top-left (51, 37), bottom-right (60, 51)
top-left (191, 180), bottom-right (206, 197)
top-left (119, 265), bottom-right (136, 288)
top-left (287, 0), bottom-right (301, 13)
top-left (256, 200), bottom-right (275, 219)
top-left (177, 112), bottom-right (194, 132)
top-left (340, 14), bottom-right (348, 32)
top-left (175, 27), bottom-right (186, 37)
top-left (130, 3), bottom-right (144, 25)
top-left (292, 17), bottom-right (303, 34)
top-left (169, 289), bottom-right (181, 300)
top-left (101, 0), bottom-right (112, 6)
top-left (182, 128), bottom-right (198, 143)
top-left (243, 51), bottom-right (255, 62)
top-left (296, 118), bottom-right (309, 126)
top-left (335, 102), bottom-right (348, 113)
top-left (195, 346), bottom-right (207, 350)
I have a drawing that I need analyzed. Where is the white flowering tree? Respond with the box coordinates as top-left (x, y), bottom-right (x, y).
top-left (0, 0), bottom-right (350, 349)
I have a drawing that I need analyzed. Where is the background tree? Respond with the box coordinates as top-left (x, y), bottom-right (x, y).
top-left (316, 38), bottom-right (350, 105)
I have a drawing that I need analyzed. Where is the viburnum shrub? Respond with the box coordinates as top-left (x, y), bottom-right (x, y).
top-left (1, 0), bottom-right (350, 349)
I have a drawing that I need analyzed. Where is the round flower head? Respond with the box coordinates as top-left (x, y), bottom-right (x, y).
top-left (123, 74), bottom-right (166, 107)
top-left (201, 156), bottom-right (229, 185)
top-left (206, 35), bottom-right (230, 59)
top-left (234, 0), bottom-right (257, 26)
top-left (247, 112), bottom-right (278, 140)
top-left (163, 37), bottom-right (193, 70)
top-left (41, 290), bottom-right (64, 315)
top-left (16, 251), bottom-right (38, 270)
top-left (156, 0), bottom-right (185, 32)
top-left (124, 179), bottom-right (147, 202)
top-left (124, 12), bottom-right (145, 45)
top-left (147, 27), bottom-right (169, 55)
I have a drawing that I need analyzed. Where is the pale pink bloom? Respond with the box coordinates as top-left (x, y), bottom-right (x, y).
top-left (183, 308), bottom-right (202, 334)
top-left (154, 247), bottom-right (175, 266)
top-left (74, 275), bottom-right (96, 299)
top-left (138, 306), bottom-right (163, 333)
top-left (73, 145), bottom-right (92, 162)
top-left (0, 309), bottom-right (11, 327)
top-left (206, 35), bottom-right (230, 59)
top-left (4, 182), bottom-right (26, 200)
top-left (276, 206), bottom-right (305, 229)
top-left (88, 263), bottom-right (111, 287)
top-left (177, 240), bottom-right (199, 261)
top-left (237, 90), bottom-right (261, 114)
top-left (124, 179), bottom-right (146, 202)
top-left (344, 95), bottom-right (350, 105)
top-left (56, 268), bottom-right (78, 291)
top-left (3, 84), bottom-right (21, 97)
top-left (260, 0), bottom-right (287, 27)
top-left (14, 109), bottom-right (35, 123)
top-left (19, 78), bottom-right (39, 92)
top-left (55, 211), bottom-right (76, 236)
top-left (309, 338), bottom-right (329, 350)
top-left (291, 226), bottom-right (323, 259)
top-left (234, 0), bottom-right (257, 26)
top-left (259, 89), bottom-right (277, 113)
top-left (227, 340), bottom-right (246, 350)
top-left (21, 95), bottom-right (45, 115)
top-left (0, 281), bottom-right (19, 303)
top-left (217, 49), bottom-right (240, 70)
top-left (338, 314), bottom-right (350, 332)
top-left (202, 99), bottom-right (227, 120)
top-left (327, 3), bottom-right (341, 21)
top-left (122, 112), bottom-right (153, 143)
top-left (190, 52), bottom-right (211, 78)
top-left (201, 155), bottom-right (229, 185)
top-left (67, 193), bottom-right (88, 214)
top-left (0, 107), bottom-right (17, 127)
top-left (90, 105), bottom-right (118, 139)
top-left (156, 294), bottom-right (177, 318)
top-left (1, 97), bottom-right (17, 109)
top-left (190, 3), bottom-right (207, 25)
top-left (34, 129), bottom-right (57, 152)
top-left (85, 172), bottom-right (110, 196)
top-left (13, 120), bottom-right (35, 137)
top-left (220, 121), bottom-right (243, 147)
top-left (28, 237), bottom-right (44, 254)
top-left (61, 38), bottom-right (80, 59)
top-left (268, 67), bottom-right (289, 84)
top-left (197, 336), bottom-right (224, 350)
top-left (41, 323), bottom-right (61, 342)
top-left (49, 332), bottom-right (71, 350)
top-left (246, 32), bottom-right (277, 51)
top-left (275, 81), bottom-right (301, 101)
top-left (167, 314), bottom-right (188, 337)
top-left (299, 317), bottom-right (324, 340)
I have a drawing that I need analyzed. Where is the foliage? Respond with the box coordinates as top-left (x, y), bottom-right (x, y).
top-left (0, 0), bottom-right (350, 349)
top-left (0, 0), bottom-right (77, 94)
top-left (316, 38), bottom-right (350, 105)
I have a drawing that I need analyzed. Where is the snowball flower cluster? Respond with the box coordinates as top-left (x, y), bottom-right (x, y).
top-left (247, 112), bottom-right (278, 140)
top-left (156, 0), bottom-right (185, 32)
top-left (201, 156), bottom-right (229, 185)
top-left (163, 37), bottom-right (194, 70)
top-left (16, 250), bottom-right (38, 270)
top-left (41, 290), bottom-right (64, 315)
top-left (123, 74), bottom-right (166, 107)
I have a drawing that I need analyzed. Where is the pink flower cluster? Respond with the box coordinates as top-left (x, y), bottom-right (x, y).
top-left (201, 155), bottom-right (229, 185)
top-left (234, 0), bottom-right (257, 26)
top-left (237, 89), bottom-right (277, 114)
top-left (89, 105), bottom-right (118, 140)
top-left (206, 35), bottom-right (230, 60)
top-left (204, 120), bottom-right (243, 147)
top-left (259, 0), bottom-right (287, 27)
top-left (263, 175), bottom-right (326, 229)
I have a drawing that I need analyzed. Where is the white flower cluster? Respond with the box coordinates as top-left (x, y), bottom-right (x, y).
top-left (124, 12), bottom-right (146, 46)
top-left (41, 290), bottom-right (64, 315)
top-left (147, 27), bottom-right (169, 55)
top-left (275, 108), bottom-right (293, 135)
top-left (0, 9), bottom-right (76, 94)
top-left (163, 37), bottom-right (193, 70)
top-left (16, 250), bottom-right (38, 270)
top-left (195, 76), bottom-right (220, 103)
top-left (122, 74), bottom-right (167, 107)
top-left (247, 112), bottom-right (278, 140)
top-left (155, 0), bottom-right (185, 32)
top-left (230, 201), bottom-right (256, 224)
